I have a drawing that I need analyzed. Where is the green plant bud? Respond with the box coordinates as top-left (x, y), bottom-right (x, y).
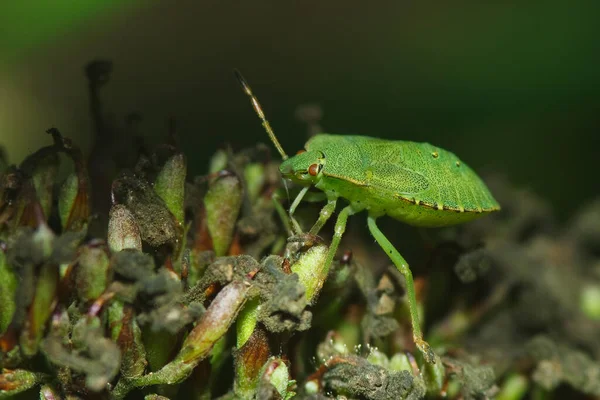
top-left (208, 149), bottom-right (228, 174)
top-left (154, 153), bottom-right (186, 224)
top-left (177, 280), bottom-right (250, 364)
top-left (76, 243), bottom-right (110, 302)
top-left (423, 353), bottom-right (445, 396)
top-left (257, 357), bottom-right (295, 400)
top-left (204, 175), bottom-right (243, 256)
top-left (0, 368), bottom-right (44, 397)
top-left (39, 384), bottom-right (61, 399)
top-left (144, 395), bottom-right (170, 400)
top-left (58, 172), bottom-right (89, 232)
top-left (31, 154), bottom-right (59, 220)
top-left (290, 244), bottom-right (328, 304)
top-left (243, 162), bottom-right (265, 204)
top-left (580, 284), bottom-right (600, 320)
top-left (19, 262), bottom-right (58, 357)
top-left (108, 301), bottom-right (148, 379)
top-left (236, 297), bottom-right (260, 348)
top-left (108, 204), bottom-right (142, 252)
top-left (0, 249), bottom-right (17, 334)
top-left (141, 327), bottom-right (178, 373)
top-left (32, 222), bottom-right (56, 261)
top-left (367, 348), bottom-right (389, 368)
top-left (389, 353), bottom-right (413, 373)
top-left (316, 332), bottom-right (349, 362)
top-left (497, 374), bottom-right (529, 400)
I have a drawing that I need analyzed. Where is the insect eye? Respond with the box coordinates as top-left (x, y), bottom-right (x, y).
top-left (308, 163), bottom-right (320, 176)
top-left (296, 149), bottom-right (306, 155)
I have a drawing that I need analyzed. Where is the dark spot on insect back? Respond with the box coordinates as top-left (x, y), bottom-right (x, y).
top-left (456, 161), bottom-right (461, 167)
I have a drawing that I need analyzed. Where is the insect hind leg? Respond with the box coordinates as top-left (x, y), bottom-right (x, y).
top-left (366, 214), bottom-right (436, 364)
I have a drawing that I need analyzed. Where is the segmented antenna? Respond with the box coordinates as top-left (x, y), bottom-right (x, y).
top-left (234, 70), bottom-right (289, 160)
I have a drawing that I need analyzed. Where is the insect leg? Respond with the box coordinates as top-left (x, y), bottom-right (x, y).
top-left (289, 186), bottom-right (309, 216)
top-left (271, 194), bottom-right (293, 235)
top-left (288, 186), bottom-right (310, 234)
top-left (366, 214), bottom-right (436, 364)
top-left (309, 198), bottom-right (337, 236)
top-left (309, 204), bottom-right (358, 302)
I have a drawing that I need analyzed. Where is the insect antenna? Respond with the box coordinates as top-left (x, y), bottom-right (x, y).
top-left (234, 70), bottom-right (289, 160)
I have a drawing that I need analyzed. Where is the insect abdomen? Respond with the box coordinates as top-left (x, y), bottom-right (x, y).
top-left (397, 142), bottom-right (499, 213)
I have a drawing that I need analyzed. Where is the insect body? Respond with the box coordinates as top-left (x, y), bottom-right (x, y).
top-left (235, 71), bottom-right (500, 364)
top-left (283, 134), bottom-right (499, 227)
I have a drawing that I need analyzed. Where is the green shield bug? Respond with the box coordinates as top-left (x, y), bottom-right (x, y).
top-left (235, 71), bottom-right (500, 364)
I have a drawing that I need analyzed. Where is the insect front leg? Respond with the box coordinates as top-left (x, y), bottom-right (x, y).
top-left (308, 198), bottom-right (337, 236)
top-left (287, 186), bottom-right (310, 234)
top-left (366, 214), bottom-right (436, 364)
top-left (309, 204), bottom-right (358, 303)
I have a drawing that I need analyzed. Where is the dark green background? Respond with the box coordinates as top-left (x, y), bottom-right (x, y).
top-left (1, 1), bottom-right (598, 219)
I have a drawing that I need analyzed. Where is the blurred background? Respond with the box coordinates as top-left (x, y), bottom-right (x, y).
top-left (1, 0), bottom-right (598, 220)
